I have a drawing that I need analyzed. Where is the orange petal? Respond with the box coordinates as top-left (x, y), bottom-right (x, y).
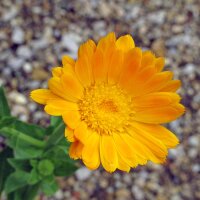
top-left (132, 71), bottom-right (174, 97)
top-left (62, 111), bottom-right (81, 129)
top-left (155, 57), bottom-right (165, 72)
top-left (82, 131), bottom-right (100, 170)
top-left (131, 122), bottom-right (179, 148)
top-left (116, 34), bottom-right (135, 52)
top-left (119, 47), bottom-right (142, 89)
top-left (30, 89), bottom-right (57, 105)
top-left (92, 48), bottom-right (107, 82)
top-left (74, 122), bottom-right (90, 144)
top-left (100, 135), bottom-right (118, 172)
top-left (132, 103), bottom-right (185, 124)
top-left (75, 40), bottom-right (96, 86)
top-left (62, 55), bottom-right (75, 66)
top-left (159, 80), bottom-right (181, 92)
top-left (141, 51), bottom-right (155, 68)
top-left (60, 72), bottom-right (83, 99)
top-left (52, 67), bottom-right (63, 77)
top-left (132, 92), bottom-right (180, 110)
top-left (107, 49), bottom-right (124, 84)
top-left (44, 99), bottom-right (78, 116)
top-left (97, 32), bottom-right (116, 50)
top-left (65, 127), bottom-right (76, 142)
top-left (69, 141), bottom-right (83, 160)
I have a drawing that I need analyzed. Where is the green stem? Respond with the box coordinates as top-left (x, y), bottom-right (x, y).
top-left (1, 128), bottom-right (46, 148)
top-left (45, 122), bottom-right (65, 150)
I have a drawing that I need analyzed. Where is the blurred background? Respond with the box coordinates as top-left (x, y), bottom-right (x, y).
top-left (0, 0), bottom-right (200, 199)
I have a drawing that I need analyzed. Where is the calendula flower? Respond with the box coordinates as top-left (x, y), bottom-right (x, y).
top-left (31, 32), bottom-right (184, 172)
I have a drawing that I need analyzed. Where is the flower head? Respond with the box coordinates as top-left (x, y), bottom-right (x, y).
top-left (31, 33), bottom-right (185, 172)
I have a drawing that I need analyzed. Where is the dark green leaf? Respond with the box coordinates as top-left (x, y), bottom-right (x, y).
top-left (0, 117), bottom-right (16, 129)
top-left (7, 184), bottom-right (40, 200)
top-left (23, 183), bottom-right (40, 200)
top-left (8, 158), bottom-right (30, 171)
top-left (5, 170), bottom-right (30, 194)
top-left (0, 148), bottom-right (13, 194)
top-left (41, 175), bottom-right (58, 196)
top-left (54, 160), bottom-right (78, 177)
top-left (38, 159), bottom-right (54, 176)
top-left (0, 87), bottom-right (11, 117)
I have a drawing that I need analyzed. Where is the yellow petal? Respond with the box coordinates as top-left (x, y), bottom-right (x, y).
top-left (74, 122), bottom-right (90, 144)
top-left (52, 67), bottom-right (63, 77)
top-left (116, 34), bottom-right (135, 52)
top-left (117, 152), bottom-right (131, 172)
top-left (128, 127), bottom-right (168, 163)
top-left (60, 72), bottom-right (83, 99)
top-left (113, 133), bottom-right (138, 168)
top-left (155, 57), bottom-right (165, 72)
top-left (30, 89), bottom-right (57, 105)
top-left (120, 133), bottom-right (149, 165)
top-left (131, 122), bottom-right (179, 148)
top-left (44, 99), bottom-right (78, 116)
top-left (82, 131), bottom-right (100, 170)
top-left (48, 77), bottom-right (77, 102)
top-left (65, 127), bottom-right (76, 142)
top-left (119, 47), bottom-right (142, 89)
top-left (69, 141), bottom-right (83, 160)
top-left (62, 111), bottom-right (81, 129)
top-left (100, 135), bottom-right (118, 172)
top-left (75, 40), bottom-right (96, 86)
top-left (132, 103), bottom-right (185, 124)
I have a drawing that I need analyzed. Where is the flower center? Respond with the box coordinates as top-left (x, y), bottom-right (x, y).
top-left (79, 83), bottom-right (132, 135)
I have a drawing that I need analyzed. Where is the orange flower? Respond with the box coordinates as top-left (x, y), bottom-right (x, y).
top-left (31, 33), bottom-right (185, 172)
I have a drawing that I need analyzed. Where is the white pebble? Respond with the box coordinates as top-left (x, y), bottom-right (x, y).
top-left (75, 167), bottom-right (92, 181)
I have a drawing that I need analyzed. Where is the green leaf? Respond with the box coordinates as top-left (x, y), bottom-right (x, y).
top-left (0, 117), bottom-right (16, 129)
top-left (38, 159), bottom-right (54, 176)
top-left (30, 159), bottom-right (38, 168)
top-left (13, 120), bottom-right (46, 140)
top-left (28, 169), bottom-right (41, 185)
top-left (50, 116), bottom-right (63, 127)
top-left (0, 148), bottom-right (13, 194)
top-left (1, 127), bottom-right (45, 159)
top-left (8, 158), bottom-right (30, 171)
top-left (41, 176), bottom-right (58, 196)
top-left (5, 170), bottom-right (30, 194)
top-left (0, 87), bottom-right (11, 117)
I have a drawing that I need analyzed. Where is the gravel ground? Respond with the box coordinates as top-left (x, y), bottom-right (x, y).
top-left (0, 0), bottom-right (200, 199)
